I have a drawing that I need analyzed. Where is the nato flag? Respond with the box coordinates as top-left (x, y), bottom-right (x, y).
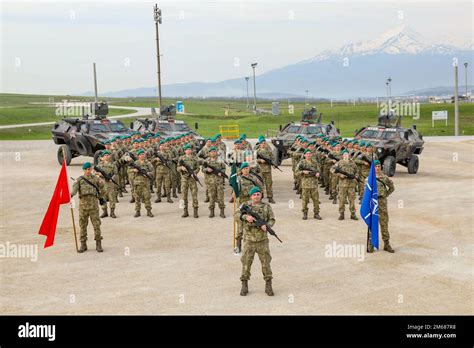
top-left (360, 160), bottom-right (379, 249)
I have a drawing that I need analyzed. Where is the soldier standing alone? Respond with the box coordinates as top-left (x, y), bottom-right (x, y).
top-left (369, 160), bottom-right (395, 253)
top-left (235, 186), bottom-right (275, 297)
top-left (70, 162), bottom-right (105, 253)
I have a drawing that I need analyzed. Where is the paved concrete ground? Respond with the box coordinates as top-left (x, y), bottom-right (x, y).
top-left (0, 138), bottom-right (472, 315)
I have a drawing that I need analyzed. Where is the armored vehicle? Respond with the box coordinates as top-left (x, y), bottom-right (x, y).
top-left (354, 113), bottom-right (424, 176)
top-left (52, 101), bottom-right (131, 165)
top-left (271, 110), bottom-right (340, 165)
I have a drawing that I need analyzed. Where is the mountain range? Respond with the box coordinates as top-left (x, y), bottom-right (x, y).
top-left (95, 25), bottom-right (473, 99)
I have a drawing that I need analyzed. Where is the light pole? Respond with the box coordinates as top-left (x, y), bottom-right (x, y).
top-left (454, 64), bottom-right (459, 136)
top-left (154, 4), bottom-right (163, 110)
top-left (305, 89), bottom-right (309, 106)
top-left (385, 81), bottom-right (389, 101)
top-left (245, 77), bottom-right (250, 109)
top-left (387, 77), bottom-right (392, 102)
top-left (464, 62), bottom-right (469, 100)
top-left (251, 63), bottom-right (258, 111)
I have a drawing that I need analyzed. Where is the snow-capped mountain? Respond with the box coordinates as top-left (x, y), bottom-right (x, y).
top-left (101, 26), bottom-right (473, 99)
top-left (299, 25), bottom-right (460, 63)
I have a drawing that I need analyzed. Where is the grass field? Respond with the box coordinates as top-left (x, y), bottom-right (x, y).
top-left (0, 93), bottom-right (473, 140)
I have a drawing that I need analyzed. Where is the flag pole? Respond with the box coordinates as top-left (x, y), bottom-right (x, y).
top-left (367, 151), bottom-right (374, 252)
top-left (232, 191), bottom-right (236, 250)
top-left (62, 147), bottom-right (79, 252)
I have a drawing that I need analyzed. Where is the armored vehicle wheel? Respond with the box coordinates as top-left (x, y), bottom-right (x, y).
top-left (75, 135), bottom-right (92, 156)
top-left (57, 145), bottom-right (72, 166)
top-left (407, 154), bottom-right (419, 174)
top-left (383, 155), bottom-right (396, 177)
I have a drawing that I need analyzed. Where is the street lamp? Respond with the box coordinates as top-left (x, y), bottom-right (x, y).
top-left (387, 77), bottom-right (392, 102)
top-left (305, 89), bottom-right (309, 106)
top-left (251, 63), bottom-right (258, 111)
top-left (154, 4), bottom-right (163, 110)
top-left (245, 77), bottom-right (250, 109)
top-left (464, 62), bottom-right (469, 100)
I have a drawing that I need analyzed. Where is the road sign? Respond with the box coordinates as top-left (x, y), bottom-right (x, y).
top-left (432, 110), bottom-right (448, 127)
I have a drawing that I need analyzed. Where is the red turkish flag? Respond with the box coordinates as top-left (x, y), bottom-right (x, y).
top-left (38, 161), bottom-right (71, 248)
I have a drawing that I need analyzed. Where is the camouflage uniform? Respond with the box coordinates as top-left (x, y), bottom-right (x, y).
top-left (154, 150), bottom-right (172, 201)
top-left (179, 154), bottom-right (200, 210)
top-left (373, 172), bottom-right (395, 243)
top-left (132, 160), bottom-right (154, 214)
top-left (235, 201), bottom-right (275, 282)
top-left (296, 159), bottom-right (321, 216)
top-left (355, 153), bottom-right (378, 199)
top-left (204, 158), bottom-right (226, 213)
top-left (335, 159), bottom-right (359, 217)
top-left (124, 149), bottom-right (139, 202)
top-left (256, 147), bottom-right (274, 200)
top-left (95, 160), bottom-right (118, 216)
top-left (170, 146), bottom-right (180, 197)
top-left (329, 152), bottom-right (341, 200)
top-left (71, 174), bottom-right (105, 242)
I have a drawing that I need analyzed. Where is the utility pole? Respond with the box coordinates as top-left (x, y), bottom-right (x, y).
top-left (305, 89), bottom-right (309, 106)
top-left (251, 63), bottom-right (258, 111)
top-left (454, 64), bottom-right (459, 136)
top-left (154, 4), bottom-right (163, 110)
top-left (93, 63), bottom-right (98, 102)
top-left (245, 77), bottom-right (250, 109)
top-left (388, 77), bottom-right (392, 102)
top-left (464, 62), bottom-right (469, 100)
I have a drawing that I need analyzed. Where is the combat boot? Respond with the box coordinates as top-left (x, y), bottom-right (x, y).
top-left (209, 208), bottom-right (215, 218)
top-left (130, 197), bottom-right (135, 203)
top-left (367, 244), bottom-right (374, 253)
top-left (118, 191), bottom-right (123, 198)
top-left (220, 208), bottom-right (226, 218)
top-left (314, 212), bottom-right (322, 220)
top-left (110, 208), bottom-right (117, 219)
top-left (350, 213), bottom-right (359, 220)
top-left (338, 212), bottom-right (345, 220)
top-left (182, 207), bottom-right (189, 218)
top-left (162, 191), bottom-right (167, 197)
top-left (204, 196), bottom-right (210, 203)
top-left (325, 188), bottom-right (329, 195)
top-left (265, 280), bottom-right (274, 296)
top-left (78, 241), bottom-right (87, 253)
top-left (147, 209), bottom-right (154, 217)
top-left (167, 196), bottom-right (174, 203)
top-left (96, 240), bottom-right (103, 253)
top-left (268, 197), bottom-right (275, 204)
top-left (134, 211), bottom-right (141, 218)
top-left (384, 242), bottom-right (395, 253)
top-left (193, 207), bottom-right (199, 218)
top-left (332, 197), bottom-right (337, 204)
top-left (302, 211), bottom-right (308, 220)
top-left (155, 197), bottom-right (162, 203)
top-left (240, 280), bottom-right (249, 296)
top-left (172, 189), bottom-right (178, 198)
top-left (100, 207), bottom-right (108, 218)
top-left (293, 183), bottom-right (297, 190)
top-left (150, 186), bottom-right (154, 194)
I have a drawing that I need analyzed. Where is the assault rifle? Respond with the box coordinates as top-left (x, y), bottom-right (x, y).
top-left (240, 204), bottom-right (283, 243)
top-left (179, 159), bottom-right (202, 187)
top-left (127, 162), bottom-right (154, 181)
top-left (257, 153), bottom-right (283, 172)
top-left (203, 162), bottom-right (229, 179)
top-left (93, 165), bottom-right (119, 186)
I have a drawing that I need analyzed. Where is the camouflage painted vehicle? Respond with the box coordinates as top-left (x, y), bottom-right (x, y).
top-left (52, 101), bottom-right (131, 166)
top-left (271, 110), bottom-right (340, 164)
top-left (130, 106), bottom-right (205, 150)
top-left (354, 114), bottom-right (424, 177)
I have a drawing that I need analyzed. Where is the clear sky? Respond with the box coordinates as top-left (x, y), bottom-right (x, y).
top-left (1, 0), bottom-right (472, 95)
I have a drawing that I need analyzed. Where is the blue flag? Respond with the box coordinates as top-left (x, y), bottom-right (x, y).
top-left (360, 160), bottom-right (379, 249)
